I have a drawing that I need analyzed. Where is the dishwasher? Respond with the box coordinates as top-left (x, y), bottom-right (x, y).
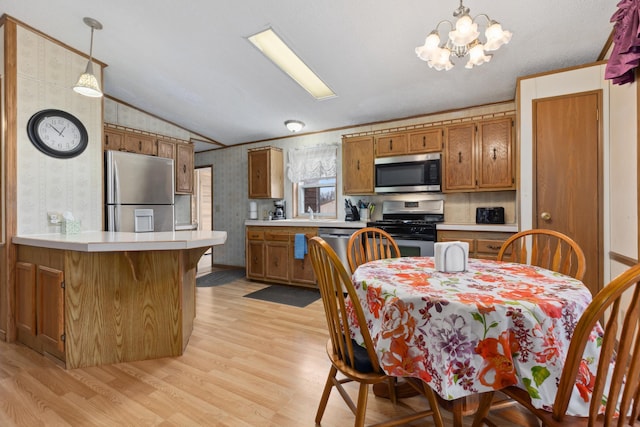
top-left (318, 227), bottom-right (357, 274)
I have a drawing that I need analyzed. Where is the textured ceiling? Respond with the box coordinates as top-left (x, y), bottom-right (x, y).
top-left (0, 0), bottom-right (617, 151)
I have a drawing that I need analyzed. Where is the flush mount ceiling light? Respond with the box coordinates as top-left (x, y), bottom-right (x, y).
top-left (248, 28), bottom-right (335, 100)
top-left (285, 120), bottom-right (305, 133)
top-left (73, 17), bottom-right (103, 98)
top-left (415, 0), bottom-right (512, 71)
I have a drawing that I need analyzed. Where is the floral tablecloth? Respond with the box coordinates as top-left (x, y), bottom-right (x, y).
top-left (349, 257), bottom-right (604, 416)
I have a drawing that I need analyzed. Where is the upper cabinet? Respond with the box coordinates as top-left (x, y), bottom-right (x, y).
top-left (248, 146), bottom-right (284, 199)
top-left (408, 128), bottom-right (443, 154)
top-left (342, 136), bottom-right (375, 195)
top-left (375, 134), bottom-right (407, 157)
top-left (103, 128), bottom-right (124, 151)
top-left (175, 142), bottom-right (194, 194)
top-left (443, 116), bottom-right (514, 192)
top-left (123, 133), bottom-right (156, 155)
top-left (157, 138), bottom-right (176, 159)
top-left (374, 128), bottom-right (443, 157)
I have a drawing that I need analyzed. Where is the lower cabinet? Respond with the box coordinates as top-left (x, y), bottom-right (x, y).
top-left (438, 230), bottom-right (514, 260)
top-left (246, 226), bottom-right (318, 287)
top-left (16, 249), bottom-right (65, 362)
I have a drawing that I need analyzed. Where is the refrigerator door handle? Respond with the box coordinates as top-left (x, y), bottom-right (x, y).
top-left (113, 161), bottom-right (120, 204)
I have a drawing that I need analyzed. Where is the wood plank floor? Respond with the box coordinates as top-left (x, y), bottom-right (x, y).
top-left (0, 270), bottom-right (538, 426)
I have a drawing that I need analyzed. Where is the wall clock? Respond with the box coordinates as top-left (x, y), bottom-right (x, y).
top-left (27, 109), bottom-right (89, 159)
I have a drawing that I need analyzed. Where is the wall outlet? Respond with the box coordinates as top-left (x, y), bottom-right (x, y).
top-left (47, 211), bottom-right (62, 224)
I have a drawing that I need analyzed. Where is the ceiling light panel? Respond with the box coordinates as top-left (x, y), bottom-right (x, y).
top-left (248, 28), bottom-right (336, 100)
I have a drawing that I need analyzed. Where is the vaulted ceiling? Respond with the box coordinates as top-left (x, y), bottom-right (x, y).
top-left (0, 0), bottom-right (616, 151)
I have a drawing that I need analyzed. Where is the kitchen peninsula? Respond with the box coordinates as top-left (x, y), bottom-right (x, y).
top-left (13, 230), bottom-right (226, 369)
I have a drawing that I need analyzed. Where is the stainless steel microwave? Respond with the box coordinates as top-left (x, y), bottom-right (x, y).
top-left (374, 153), bottom-right (441, 193)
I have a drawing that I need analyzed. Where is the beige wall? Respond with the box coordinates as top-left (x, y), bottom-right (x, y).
top-left (15, 25), bottom-right (103, 235)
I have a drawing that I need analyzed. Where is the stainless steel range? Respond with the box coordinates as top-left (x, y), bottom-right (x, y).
top-left (367, 199), bottom-right (444, 257)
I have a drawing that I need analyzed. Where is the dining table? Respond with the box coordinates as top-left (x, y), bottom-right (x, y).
top-left (349, 256), bottom-right (605, 425)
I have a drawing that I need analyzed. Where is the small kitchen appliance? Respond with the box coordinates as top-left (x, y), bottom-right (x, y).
top-left (476, 207), bottom-right (505, 224)
top-left (273, 200), bottom-right (286, 220)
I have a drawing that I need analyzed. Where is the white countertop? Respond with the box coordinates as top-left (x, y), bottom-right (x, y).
top-left (245, 219), bottom-right (366, 228)
top-left (437, 223), bottom-right (518, 232)
top-left (13, 230), bottom-right (227, 252)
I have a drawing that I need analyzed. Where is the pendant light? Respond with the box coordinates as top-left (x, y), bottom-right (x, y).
top-left (73, 17), bottom-right (103, 98)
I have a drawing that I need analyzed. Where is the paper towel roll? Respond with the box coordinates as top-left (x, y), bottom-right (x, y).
top-left (249, 201), bottom-right (258, 219)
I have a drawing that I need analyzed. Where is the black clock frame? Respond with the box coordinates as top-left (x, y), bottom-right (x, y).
top-left (27, 109), bottom-right (89, 159)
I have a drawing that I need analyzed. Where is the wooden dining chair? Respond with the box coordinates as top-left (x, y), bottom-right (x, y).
top-left (347, 227), bottom-right (401, 273)
top-left (498, 229), bottom-right (586, 281)
top-left (308, 236), bottom-right (444, 427)
top-left (472, 262), bottom-right (640, 427)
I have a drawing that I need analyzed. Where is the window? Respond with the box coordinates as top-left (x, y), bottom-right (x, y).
top-left (287, 145), bottom-right (337, 218)
top-left (295, 177), bottom-right (337, 218)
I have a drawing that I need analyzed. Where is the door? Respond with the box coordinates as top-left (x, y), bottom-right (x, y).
top-left (534, 91), bottom-right (601, 294)
top-left (193, 166), bottom-right (213, 268)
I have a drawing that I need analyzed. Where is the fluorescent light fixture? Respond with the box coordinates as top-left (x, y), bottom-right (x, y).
top-left (248, 28), bottom-right (335, 100)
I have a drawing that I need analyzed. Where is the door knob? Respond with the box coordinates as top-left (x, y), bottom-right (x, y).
top-left (540, 212), bottom-right (551, 221)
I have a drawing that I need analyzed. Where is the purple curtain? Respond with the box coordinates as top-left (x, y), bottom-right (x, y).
top-left (605, 0), bottom-right (640, 85)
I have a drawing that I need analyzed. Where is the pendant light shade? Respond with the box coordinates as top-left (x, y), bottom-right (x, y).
top-left (74, 17), bottom-right (103, 98)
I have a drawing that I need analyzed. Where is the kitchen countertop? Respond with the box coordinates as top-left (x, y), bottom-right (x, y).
top-left (13, 230), bottom-right (227, 252)
top-left (437, 223), bottom-right (518, 232)
top-left (245, 219), bottom-right (367, 228)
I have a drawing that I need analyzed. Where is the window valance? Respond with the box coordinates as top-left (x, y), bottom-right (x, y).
top-left (286, 145), bottom-right (337, 183)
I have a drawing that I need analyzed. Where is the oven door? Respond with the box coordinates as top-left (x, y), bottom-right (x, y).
top-left (393, 237), bottom-right (435, 257)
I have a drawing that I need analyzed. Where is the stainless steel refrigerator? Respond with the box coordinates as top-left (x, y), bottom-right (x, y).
top-left (105, 150), bottom-right (175, 232)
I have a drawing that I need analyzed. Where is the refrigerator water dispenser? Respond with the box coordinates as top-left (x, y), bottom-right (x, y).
top-left (134, 209), bottom-right (155, 232)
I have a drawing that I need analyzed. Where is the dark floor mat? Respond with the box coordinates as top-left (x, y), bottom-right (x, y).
top-left (196, 269), bottom-right (245, 287)
top-left (243, 285), bottom-right (320, 308)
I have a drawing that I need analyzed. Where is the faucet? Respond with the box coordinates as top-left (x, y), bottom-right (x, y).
top-left (307, 206), bottom-right (314, 220)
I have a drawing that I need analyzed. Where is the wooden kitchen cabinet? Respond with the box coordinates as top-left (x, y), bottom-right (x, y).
top-left (443, 117), bottom-right (514, 192)
top-left (265, 231), bottom-right (290, 282)
top-left (103, 128), bottom-right (124, 151)
top-left (175, 142), bottom-right (194, 194)
top-left (342, 136), bottom-right (375, 195)
top-left (375, 133), bottom-right (408, 157)
top-left (476, 118), bottom-right (514, 190)
top-left (408, 128), bottom-right (443, 154)
top-left (444, 123), bottom-right (476, 191)
top-left (245, 226), bottom-right (317, 287)
top-left (438, 230), bottom-right (514, 260)
top-left (156, 138), bottom-right (175, 159)
top-left (15, 249), bottom-right (65, 362)
top-left (248, 146), bottom-right (284, 199)
top-left (124, 133), bottom-right (156, 155)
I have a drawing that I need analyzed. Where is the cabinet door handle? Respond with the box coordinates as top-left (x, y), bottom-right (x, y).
top-left (493, 148), bottom-right (497, 160)
top-left (106, 135), bottom-right (109, 145)
top-left (183, 164), bottom-right (187, 174)
top-left (390, 139), bottom-right (393, 150)
top-left (487, 245), bottom-right (501, 250)
top-left (357, 160), bottom-right (360, 170)
top-left (423, 136), bottom-right (426, 147)
top-left (458, 152), bottom-right (462, 163)
top-left (541, 212), bottom-right (552, 221)
top-left (139, 141), bottom-right (142, 150)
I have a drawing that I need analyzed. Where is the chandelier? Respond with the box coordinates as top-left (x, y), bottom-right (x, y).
top-left (415, 0), bottom-right (512, 71)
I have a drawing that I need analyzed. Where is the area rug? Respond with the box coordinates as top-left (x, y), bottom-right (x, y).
top-left (196, 269), bottom-right (245, 287)
top-left (244, 285), bottom-right (320, 308)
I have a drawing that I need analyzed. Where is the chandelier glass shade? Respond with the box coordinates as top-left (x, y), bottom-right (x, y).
top-left (415, 0), bottom-right (512, 71)
top-left (73, 17), bottom-right (103, 97)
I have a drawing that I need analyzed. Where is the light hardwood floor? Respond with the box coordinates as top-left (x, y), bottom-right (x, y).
top-left (0, 268), bottom-right (537, 426)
